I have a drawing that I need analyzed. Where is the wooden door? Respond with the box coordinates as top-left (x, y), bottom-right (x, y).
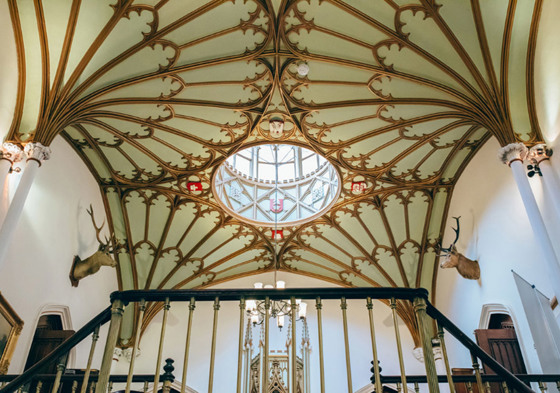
top-left (24, 315), bottom-right (74, 392)
top-left (475, 328), bottom-right (527, 393)
top-left (474, 328), bottom-right (527, 375)
top-left (24, 329), bottom-right (75, 372)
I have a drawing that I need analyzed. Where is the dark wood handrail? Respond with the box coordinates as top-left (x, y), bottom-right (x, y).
top-left (0, 306), bottom-right (112, 393)
top-left (110, 287), bottom-right (430, 303)
top-left (2, 373), bottom-right (558, 384)
top-left (426, 301), bottom-right (534, 393)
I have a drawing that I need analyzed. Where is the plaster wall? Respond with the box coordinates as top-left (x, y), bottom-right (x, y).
top-left (434, 137), bottom-right (550, 373)
top-left (435, 0), bottom-right (560, 375)
top-left (0, 136), bottom-right (118, 374)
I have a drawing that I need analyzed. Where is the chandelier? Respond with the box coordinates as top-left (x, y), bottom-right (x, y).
top-left (241, 146), bottom-right (308, 329)
top-left (245, 281), bottom-right (307, 329)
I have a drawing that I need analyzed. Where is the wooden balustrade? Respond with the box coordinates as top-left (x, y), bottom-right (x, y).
top-left (0, 287), bottom-right (556, 393)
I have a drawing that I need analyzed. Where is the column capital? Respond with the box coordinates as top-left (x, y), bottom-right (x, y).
top-left (498, 142), bottom-right (528, 166)
top-left (412, 346), bottom-right (424, 363)
top-left (527, 143), bottom-right (553, 164)
top-left (112, 347), bottom-right (123, 361)
top-left (1, 143), bottom-right (24, 163)
top-left (23, 142), bottom-right (51, 166)
top-left (122, 346), bottom-right (141, 362)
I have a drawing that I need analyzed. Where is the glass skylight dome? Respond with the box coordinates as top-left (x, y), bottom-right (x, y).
top-left (213, 144), bottom-right (340, 226)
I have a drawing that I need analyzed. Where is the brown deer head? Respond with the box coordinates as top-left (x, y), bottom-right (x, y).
top-left (438, 216), bottom-right (480, 280)
top-left (69, 205), bottom-right (122, 287)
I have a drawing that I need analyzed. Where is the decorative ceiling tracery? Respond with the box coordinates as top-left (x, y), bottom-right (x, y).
top-left (7, 0), bottom-right (543, 343)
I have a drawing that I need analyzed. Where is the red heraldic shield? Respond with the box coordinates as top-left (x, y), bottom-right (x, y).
top-left (270, 198), bottom-right (284, 213)
top-left (187, 182), bottom-right (202, 192)
top-left (271, 230), bottom-right (284, 240)
top-left (351, 181), bottom-right (366, 194)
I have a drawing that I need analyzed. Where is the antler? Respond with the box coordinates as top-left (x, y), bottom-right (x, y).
top-left (86, 204), bottom-right (107, 246)
top-left (438, 216), bottom-right (461, 255)
top-left (86, 204), bottom-right (125, 254)
top-left (449, 216), bottom-right (461, 247)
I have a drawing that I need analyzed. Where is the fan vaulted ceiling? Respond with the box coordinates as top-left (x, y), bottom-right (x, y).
top-left (6, 0), bottom-right (543, 339)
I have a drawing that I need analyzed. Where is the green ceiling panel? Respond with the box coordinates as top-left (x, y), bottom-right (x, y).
top-left (7, 0), bottom-right (544, 309)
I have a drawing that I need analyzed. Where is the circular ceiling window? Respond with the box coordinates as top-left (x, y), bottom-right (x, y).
top-left (213, 144), bottom-right (340, 227)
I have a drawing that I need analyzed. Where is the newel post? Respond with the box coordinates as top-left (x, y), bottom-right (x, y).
top-left (97, 299), bottom-right (125, 393)
top-left (161, 358), bottom-right (175, 393)
top-left (414, 296), bottom-right (440, 393)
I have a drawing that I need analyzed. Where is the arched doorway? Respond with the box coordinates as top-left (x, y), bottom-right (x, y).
top-left (475, 308), bottom-right (527, 392)
top-left (24, 313), bottom-right (75, 372)
top-left (24, 313), bottom-right (75, 392)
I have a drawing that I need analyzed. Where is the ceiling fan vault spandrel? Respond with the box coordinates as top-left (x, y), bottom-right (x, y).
top-left (5, 0), bottom-right (544, 332)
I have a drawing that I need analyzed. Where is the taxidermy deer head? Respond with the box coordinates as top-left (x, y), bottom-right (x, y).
top-left (69, 205), bottom-right (121, 287)
top-left (438, 216), bottom-right (480, 280)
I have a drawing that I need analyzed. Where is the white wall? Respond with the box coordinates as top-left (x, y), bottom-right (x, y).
top-left (434, 137), bottom-right (549, 373)
top-left (113, 272), bottom-right (426, 393)
top-left (0, 136), bottom-right (118, 373)
top-left (435, 0), bottom-right (560, 376)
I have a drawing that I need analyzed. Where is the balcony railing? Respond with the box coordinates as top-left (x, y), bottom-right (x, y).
top-left (0, 287), bottom-right (557, 393)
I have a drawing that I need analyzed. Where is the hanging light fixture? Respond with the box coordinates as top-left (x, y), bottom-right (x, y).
top-left (243, 146), bottom-right (307, 328)
top-left (246, 281), bottom-right (307, 329)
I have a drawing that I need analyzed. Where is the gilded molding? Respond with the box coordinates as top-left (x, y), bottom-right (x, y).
top-left (5, 1), bottom-right (546, 333)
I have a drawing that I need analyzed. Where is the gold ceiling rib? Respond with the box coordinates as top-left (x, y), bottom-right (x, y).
top-left (6, 0), bottom-right (544, 343)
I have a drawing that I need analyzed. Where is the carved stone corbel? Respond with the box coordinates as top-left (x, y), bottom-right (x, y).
top-left (23, 142), bottom-right (51, 166)
top-left (1, 143), bottom-right (25, 165)
top-left (412, 346), bottom-right (424, 363)
top-left (122, 347), bottom-right (141, 362)
top-left (112, 347), bottom-right (123, 362)
top-left (527, 143), bottom-right (552, 164)
top-left (498, 142), bottom-right (528, 166)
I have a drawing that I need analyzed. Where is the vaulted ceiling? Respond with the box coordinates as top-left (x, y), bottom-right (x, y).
top-left (6, 0), bottom-right (543, 339)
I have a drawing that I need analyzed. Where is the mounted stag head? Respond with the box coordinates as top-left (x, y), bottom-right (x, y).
top-left (69, 205), bottom-right (121, 287)
top-left (438, 216), bottom-right (480, 280)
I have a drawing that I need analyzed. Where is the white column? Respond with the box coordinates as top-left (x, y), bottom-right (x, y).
top-left (500, 143), bottom-right (560, 302)
top-left (0, 143), bottom-right (25, 222)
top-left (0, 143), bottom-right (24, 192)
top-left (528, 144), bottom-right (560, 220)
top-left (0, 142), bottom-right (51, 270)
